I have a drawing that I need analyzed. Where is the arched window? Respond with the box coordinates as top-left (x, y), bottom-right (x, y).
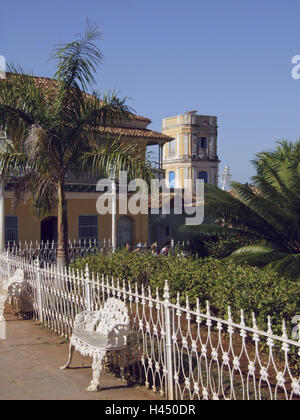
top-left (169, 171), bottom-right (175, 189)
top-left (198, 171), bottom-right (208, 184)
top-left (117, 216), bottom-right (133, 247)
top-left (41, 216), bottom-right (58, 242)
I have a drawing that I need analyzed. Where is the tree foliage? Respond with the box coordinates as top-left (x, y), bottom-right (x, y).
top-left (0, 22), bottom-right (152, 265)
top-left (181, 140), bottom-right (300, 280)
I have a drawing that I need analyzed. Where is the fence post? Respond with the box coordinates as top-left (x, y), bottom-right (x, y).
top-left (85, 264), bottom-right (91, 312)
top-left (6, 249), bottom-right (10, 280)
top-left (163, 280), bottom-right (174, 400)
top-left (35, 257), bottom-right (43, 324)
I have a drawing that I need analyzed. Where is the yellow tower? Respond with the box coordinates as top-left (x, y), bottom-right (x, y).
top-left (162, 111), bottom-right (219, 191)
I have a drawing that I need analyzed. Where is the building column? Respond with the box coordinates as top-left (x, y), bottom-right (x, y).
top-left (159, 143), bottom-right (163, 169)
top-left (176, 134), bottom-right (180, 159)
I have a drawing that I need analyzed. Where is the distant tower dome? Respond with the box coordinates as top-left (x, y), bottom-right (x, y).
top-left (220, 165), bottom-right (232, 191)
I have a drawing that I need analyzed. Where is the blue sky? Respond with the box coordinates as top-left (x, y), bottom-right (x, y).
top-left (1, 0), bottom-right (300, 183)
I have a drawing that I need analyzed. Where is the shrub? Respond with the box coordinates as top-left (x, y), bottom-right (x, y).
top-left (71, 250), bottom-right (300, 336)
top-left (203, 236), bottom-right (264, 259)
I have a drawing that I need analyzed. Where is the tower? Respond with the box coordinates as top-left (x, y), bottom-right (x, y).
top-left (220, 165), bottom-right (232, 191)
top-left (162, 111), bottom-right (219, 191)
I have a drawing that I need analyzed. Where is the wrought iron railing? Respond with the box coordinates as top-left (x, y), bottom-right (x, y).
top-left (0, 251), bottom-right (299, 400)
top-left (4, 239), bottom-right (112, 265)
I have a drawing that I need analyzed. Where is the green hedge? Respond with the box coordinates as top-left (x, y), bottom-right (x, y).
top-left (183, 236), bottom-right (264, 259)
top-left (71, 250), bottom-right (300, 336)
top-left (204, 236), bottom-right (263, 259)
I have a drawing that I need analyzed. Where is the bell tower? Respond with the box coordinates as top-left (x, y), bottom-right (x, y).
top-left (162, 111), bottom-right (220, 191)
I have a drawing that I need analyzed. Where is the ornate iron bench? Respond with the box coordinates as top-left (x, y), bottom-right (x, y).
top-left (60, 297), bottom-right (130, 392)
top-left (0, 268), bottom-right (29, 321)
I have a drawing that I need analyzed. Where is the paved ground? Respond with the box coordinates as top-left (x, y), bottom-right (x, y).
top-left (0, 306), bottom-right (158, 401)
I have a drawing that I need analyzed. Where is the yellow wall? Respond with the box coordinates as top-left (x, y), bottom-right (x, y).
top-left (4, 194), bottom-right (148, 245)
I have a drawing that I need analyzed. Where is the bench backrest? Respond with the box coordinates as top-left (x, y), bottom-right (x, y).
top-left (96, 298), bottom-right (129, 335)
top-left (2, 268), bottom-right (25, 291)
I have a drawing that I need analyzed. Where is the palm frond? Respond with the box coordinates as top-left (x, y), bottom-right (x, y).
top-left (82, 136), bottom-right (153, 183)
top-left (53, 20), bottom-right (103, 93)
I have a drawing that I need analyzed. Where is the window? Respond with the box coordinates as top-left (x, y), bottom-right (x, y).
top-left (5, 216), bottom-right (18, 243)
top-left (192, 135), bottom-right (197, 155)
top-left (198, 171), bottom-right (209, 184)
top-left (78, 215), bottom-right (98, 242)
top-left (169, 171), bottom-right (176, 189)
top-left (198, 137), bottom-right (207, 150)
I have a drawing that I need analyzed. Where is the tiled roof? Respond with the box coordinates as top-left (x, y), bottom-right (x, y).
top-left (4, 74), bottom-right (171, 143)
top-left (96, 125), bottom-right (172, 142)
top-left (31, 75), bottom-right (151, 123)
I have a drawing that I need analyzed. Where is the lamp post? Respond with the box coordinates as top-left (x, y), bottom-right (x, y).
top-left (0, 176), bottom-right (4, 251)
top-left (220, 165), bottom-right (232, 191)
top-left (109, 167), bottom-right (117, 252)
top-left (0, 132), bottom-right (6, 251)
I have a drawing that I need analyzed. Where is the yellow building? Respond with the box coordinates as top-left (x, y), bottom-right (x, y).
top-left (2, 76), bottom-right (172, 247)
top-left (162, 111), bottom-right (219, 191)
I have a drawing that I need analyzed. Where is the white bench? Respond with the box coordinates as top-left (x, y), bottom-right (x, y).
top-left (60, 297), bottom-right (130, 392)
top-left (0, 268), bottom-right (26, 321)
top-left (2, 268), bottom-right (25, 290)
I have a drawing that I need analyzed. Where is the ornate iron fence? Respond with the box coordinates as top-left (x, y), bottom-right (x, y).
top-left (0, 252), bottom-right (299, 400)
top-left (4, 239), bottom-right (112, 265)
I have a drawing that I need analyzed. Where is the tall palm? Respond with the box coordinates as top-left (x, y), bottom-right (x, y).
top-left (182, 140), bottom-right (300, 280)
top-left (0, 23), bottom-right (152, 266)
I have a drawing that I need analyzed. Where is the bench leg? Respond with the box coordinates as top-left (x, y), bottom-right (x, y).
top-left (120, 350), bottom-right (126, 382)
top-left (87, 351), bottom-right (106, 392)
top-left (60, 343), bottom-right (75, 370)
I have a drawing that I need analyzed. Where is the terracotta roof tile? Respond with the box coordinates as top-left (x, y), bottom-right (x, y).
top-left (29, 75), bottom-right (151, 123)
top-left (4, 74), bottom-right (171, 143)
top-left (96, 125), bottom-right (172, 142)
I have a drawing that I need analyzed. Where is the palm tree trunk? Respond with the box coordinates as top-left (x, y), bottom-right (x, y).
top-left (57, 178), bottom-right (68, 267)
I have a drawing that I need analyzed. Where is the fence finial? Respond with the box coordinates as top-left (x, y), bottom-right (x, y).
top-left (186, 295), bottom-right (190, 311)
top-left (163, 280), bottom-right (170, 302)
top-left (228, 306), bottom-right (233, 323)
top-left (35, 256), bottom-right (40, 268)
top-left (267, 316), bottom-right (273, 335)
top-left (282, 320), bottom-right (288, 340)
top-left (85, 264), bottom-right (90, 282)
top-left (206, 301), bottom-right (210, 316)
top-left (196, 298), bottom-right (200, 314)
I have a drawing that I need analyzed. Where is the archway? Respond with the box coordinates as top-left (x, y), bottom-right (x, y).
top-left (117, 216), bottom-right (133, 247)
top-left (41, 216), bottom-right (58, 243)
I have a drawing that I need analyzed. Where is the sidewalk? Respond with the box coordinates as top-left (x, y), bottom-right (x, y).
top-left (0, 307), bottom-right (159, 401)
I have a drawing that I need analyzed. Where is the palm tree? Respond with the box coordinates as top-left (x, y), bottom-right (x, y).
top-left (181, 140), bottom-right (300, 280)
top-left (0, 23), bottom-right (152, 266)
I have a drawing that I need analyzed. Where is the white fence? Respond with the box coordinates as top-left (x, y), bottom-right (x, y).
top-left (5, 239), bottom-right (111, 265)
top-left (0, 251), bottom-right (299, 400)
top-left (4, 239), bottom-right (189, 265)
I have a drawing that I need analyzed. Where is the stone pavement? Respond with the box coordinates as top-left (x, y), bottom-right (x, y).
top-left (0, 307), bottom-right (159, 401)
